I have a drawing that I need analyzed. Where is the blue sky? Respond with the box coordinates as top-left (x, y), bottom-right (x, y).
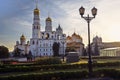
top-left (0, 0), bottom-right (120, 51)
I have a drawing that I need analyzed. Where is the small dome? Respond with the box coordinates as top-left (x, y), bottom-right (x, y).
top-left (72, 32), bottom-right (77, 37)
top-left (72, 32), bottom-right (82, 40)
top-left (34, 8), bottom-right (39, 15)
top-left (20, 34), bottom-right (26, 41)
top-left (46, 17), bottom-right (52, 21)
top-left (67, 36), bottom-right (72, 40)
top-left (77, 35), bottom-right (82, 40)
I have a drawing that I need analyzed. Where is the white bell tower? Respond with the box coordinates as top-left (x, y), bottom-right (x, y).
top-left (45, 16), bottom-right (52, 32)
top-left (32, 0), bottom-right (40, 39)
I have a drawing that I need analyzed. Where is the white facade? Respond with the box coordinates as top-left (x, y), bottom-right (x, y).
top-left (100, 47), bottom-right (120, 56)
top-left (30, 6), bottom-right (66, 57)
top-left (14, 35), bottom-right (30, 55)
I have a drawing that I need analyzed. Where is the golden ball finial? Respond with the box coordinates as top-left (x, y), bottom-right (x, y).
top-left (20, 34), bottom-right (26, 41)
top-left (46, 17), bottom-right (52, 21)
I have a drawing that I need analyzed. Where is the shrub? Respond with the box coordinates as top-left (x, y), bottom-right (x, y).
top-left (35, 57), bottom-right (62, 65)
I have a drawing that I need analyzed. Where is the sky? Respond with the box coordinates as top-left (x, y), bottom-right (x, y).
top-left (0, 0), bottom-right (120, 51)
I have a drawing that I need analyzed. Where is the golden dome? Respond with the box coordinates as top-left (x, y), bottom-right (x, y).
top-left (20, 34), bottom-right (26, 41)
top-left (77, 35), bottom-right (82, 40)
top-left (34, 8), bottom-right (39, 15)
top-left (46, 17), bottom-right (52, 21)
top-left (72, 32), bottom-right (77, 37)
top-left (67, 36), bottom-right (72, 40)
top-left (72, 32), bottom-right (82, 40)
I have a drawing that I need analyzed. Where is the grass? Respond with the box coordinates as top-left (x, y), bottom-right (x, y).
top-left (72, 56), bottom-right (120, 64)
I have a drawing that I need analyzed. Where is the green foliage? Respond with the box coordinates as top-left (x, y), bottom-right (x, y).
top-left (13, 48), bottom-right (21, 57)
top-left (0, 46), bottom-right (9, 58)
top-left (1, 61), bottom-right (120, 74)
top-left (35, 57), bottom-right (62, 65)
top-left (52, 42), bottom-right (60, 56)
top-left (65, 47), bottom-right (76, 52)
top-left (1, 69), bottom-right (120, 80)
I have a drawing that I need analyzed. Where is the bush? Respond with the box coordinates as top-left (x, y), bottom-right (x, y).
top-left (1, 69), bottom-right (120, 80)
top-left (35, 57), bottom-right (62, 65)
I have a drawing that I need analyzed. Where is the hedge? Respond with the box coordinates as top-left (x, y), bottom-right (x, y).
top-left (35, 57), bottom-right (62, 65)
top-left (0, 62), bottom-right (120, 73)
top-left (0, 69), bottom-right (120, 80)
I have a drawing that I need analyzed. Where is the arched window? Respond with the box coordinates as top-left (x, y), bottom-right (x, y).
top-left (37, 40), bottom-right (38, 45)
top-left (52, 36), bottom-right (53, 39)
top-left (40, 44), bottom-right (41, 47)
top-left (33, 41), bottom-right (34, 45)
top-left (45, 33), bottom-right (49, 39)
top-left (37, 26), bottom-right (39, 29)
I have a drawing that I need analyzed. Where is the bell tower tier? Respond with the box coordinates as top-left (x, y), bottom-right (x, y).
top-left (32, 6), bottom-right (41, 39)
top-left (45, 17), bottom-right (52, 32)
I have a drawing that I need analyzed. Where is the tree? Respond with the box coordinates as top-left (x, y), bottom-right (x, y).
top-left (52, 42), bottom-right (60, 56)
top-left (82, 47), bottom-right (87, 56)
top-left (94, 41), bottom-right (99, 56)
top-left (65, 47), bottom-right (76, 52)
top-left (27, 51), bottom-right (33, 61)
top-left (0, 46), bottom-right (9, 58)
top-left (13, 48), bottom-right (21, 57)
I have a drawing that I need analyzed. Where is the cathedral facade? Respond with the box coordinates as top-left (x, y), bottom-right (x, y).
top-left (14, 35), bottom-right (30, 55)
top-left (30, 6), bottom-right (66, 56)
top-left (66, 32), bottom-right (84, 56)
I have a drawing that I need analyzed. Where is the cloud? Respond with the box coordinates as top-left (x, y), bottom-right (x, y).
top-left (1, 0), bottom-right (120, 51)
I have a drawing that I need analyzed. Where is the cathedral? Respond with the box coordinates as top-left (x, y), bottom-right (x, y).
top-left (29, 5), bottom-right (66, 56)
top-left (66, 32), bottom-right (84, 56)
top-left (14, 35), bottom-right (30, 55)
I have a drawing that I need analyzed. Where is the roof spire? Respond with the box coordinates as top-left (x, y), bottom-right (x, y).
top-left (35, 0), bottom-right (38, 8)
top-left (74, 28), bottom-right (76, 33)
top-left (48, 11), bottom-right (50, 17)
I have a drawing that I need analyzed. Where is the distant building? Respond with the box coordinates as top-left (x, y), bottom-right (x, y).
top-left (91, 35), bottom-right (120, 56)
top-left (91, 36), bottom-right (103, 55)
top-left (100, 47), bottom-right (120, 56)
top-left (66, 32), bottom-right (84, 56)
top-left (14, 35), bottom-right (30, 55)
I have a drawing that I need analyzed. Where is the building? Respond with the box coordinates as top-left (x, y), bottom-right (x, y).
top-left (30, 5), bottom-right (66, 57)
top-left (91, 36), bottom-right (103, 55)
top-left (91, 35), bottom-right (120, 56)
top-left (14, 35), bottom-right (30, 55)
top-left (66, 32), bottom-right (84, 56)
top-left (100, 47), bottom-right (120, 56)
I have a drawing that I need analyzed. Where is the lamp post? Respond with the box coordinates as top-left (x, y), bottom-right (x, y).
top-left (62, 41), bottom-right (65, 61)
top-left (79, 6), bottom-right (97, 77)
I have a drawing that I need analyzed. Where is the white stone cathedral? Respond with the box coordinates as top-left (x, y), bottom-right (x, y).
top-left (30, 6), bottom-right (66, 56)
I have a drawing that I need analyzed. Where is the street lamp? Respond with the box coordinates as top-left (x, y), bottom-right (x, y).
top-left (62, 41), bottom-right (65, 61)
top-left (79, 6), bottom-right (97, 77)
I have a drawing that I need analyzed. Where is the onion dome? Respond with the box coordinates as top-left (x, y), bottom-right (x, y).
top-left (20, 34), bottom-right (26, 41)
top-left (77, 35), bottom-right (82, 40)
top-left (34, 8), bottom-right (39, 15)
top-left (72, 32), bottom-right (77, 37)
top-left (67, 36), bottom-right (72, 40)
top-left (46, 17), bottom-right (52, 21)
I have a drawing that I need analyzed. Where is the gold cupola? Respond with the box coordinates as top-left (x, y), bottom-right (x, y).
top-left (34, 7), bottom-right (39, 15)
top-left (20, 34), bottom-right (26, 41)
top-left (72, 32), bottom-right (77, 37)
top-left (46, 17), bottom-right (52, 22)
